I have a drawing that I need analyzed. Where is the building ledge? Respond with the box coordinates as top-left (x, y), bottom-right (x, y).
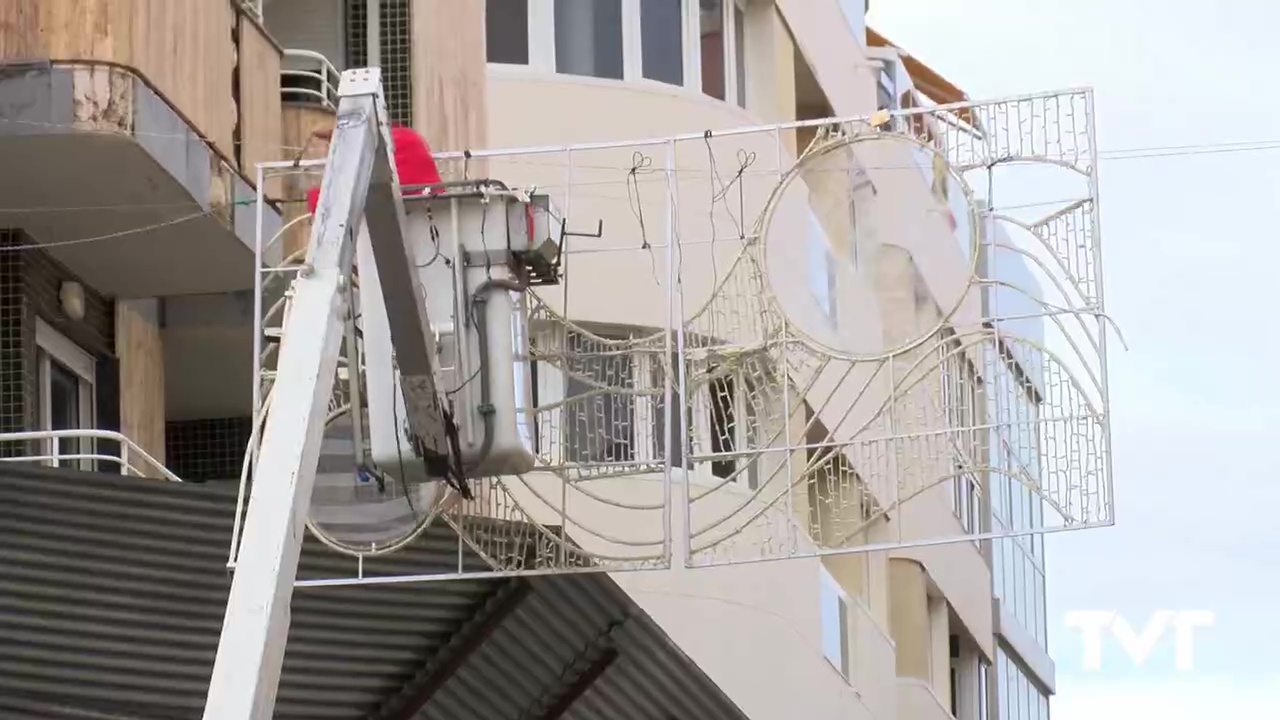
top-left (995, 598), bottom-right (1057, 694)
top-left (0, 60), bottom-right (282, 297)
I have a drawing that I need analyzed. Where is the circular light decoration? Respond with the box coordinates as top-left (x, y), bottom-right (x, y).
top-left (755, 131), bottom-right (980, 360)
top-left (304, 401), bottom-right (444, 557)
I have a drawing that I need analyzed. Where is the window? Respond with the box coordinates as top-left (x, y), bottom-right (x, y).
top-left (699, 0), bottom-right (725, 99)
top-left (820, 567), bottom-right (851, 677)
top-left (641, 0), bottom-right (684, 85)
top-left (699, 0), bottom-right (746, 105)
top-left (486, 0), bottom-right (530, 64)
top-left (732, 0), bottom-right (746, 108)
top-left (939, 327), bottom-right (981, 534)
top-left (706, 366), bottom-right (758, 487)
top-left (996, 646), bottom-right (1049, 720)
top-left (555, 0), bottom-right (624, 80)
top-left (807, 212), bottom-right (838, 325)
top-left (877, 58), bottom-right (897, 111)
top-left (978, 658), bottom-right (990, 720)
top-left (847, 161), bottom-right (875, 274)
top-left (35, 319), bottom-right (95, 470)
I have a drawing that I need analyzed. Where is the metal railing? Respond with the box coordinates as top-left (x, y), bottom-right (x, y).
top-left (0, 430), bottom-right (182, 482)
top-left (281, 49), bottom-right (342, 110)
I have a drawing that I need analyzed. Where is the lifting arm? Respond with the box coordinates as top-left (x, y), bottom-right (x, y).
top-left (202, 68), bottom-right (449, 720)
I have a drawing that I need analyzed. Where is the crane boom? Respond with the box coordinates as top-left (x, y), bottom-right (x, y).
top-left (202, 68), bottom-right (449, 719)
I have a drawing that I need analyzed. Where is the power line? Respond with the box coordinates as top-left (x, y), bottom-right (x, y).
top-left (0, 210), bottom-right (214, 251)
top-left (2, 137), bottom-right (1277, 252)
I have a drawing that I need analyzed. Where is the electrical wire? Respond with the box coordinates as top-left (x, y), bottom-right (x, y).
top-left (8, 137), bottom-right (1280, 255)
top-left (0, 210), bottom-right (214, 251)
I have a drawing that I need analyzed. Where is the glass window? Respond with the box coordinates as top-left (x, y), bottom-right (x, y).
top-left (709, 372), bottom-right (737, 479)
top-left (978, 659), bottom-right (990, 720)
top-left (996, 653), bottom-right (1009, 720)
top-left (733, 1), bottom-right (746, 107)
top-left (819, 568), bottom-right (850, 677)
top-left (555, 0), bottom-right (624, 79)
top-left (36, 320), bottom-right (96, 471)
top-left (699, 0), bottom-right (725, 99)
top-left (1035, 571), bottom-right (1047, 647)
top-left (486, 0), bottom-right (530, 64)
top-left (877, 60), bottom-right (896, 110)
top-left (47, 359), bottom-right (82, 462)
top-left (807, 213), bottom-right (838, 325)
top-left (641, 0), bottom-right (684, 85)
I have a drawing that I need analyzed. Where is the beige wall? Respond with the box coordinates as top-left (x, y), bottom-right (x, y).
top-left (898, 677), bottom-right (955, 720)
top-left (471, 1), bottom-right (1000, 715)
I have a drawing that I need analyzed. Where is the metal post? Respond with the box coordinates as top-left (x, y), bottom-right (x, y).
top-left (662, 139), bottom-right (675, 566)
top-left (367, 0), bottom-right (381, 68)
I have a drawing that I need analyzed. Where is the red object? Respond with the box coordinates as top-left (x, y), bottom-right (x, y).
top-left (306, 124), bottom-right (443, 214)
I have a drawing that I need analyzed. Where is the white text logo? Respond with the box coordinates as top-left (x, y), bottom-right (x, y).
top-left (1063, 610), bottom-right (1215, 671)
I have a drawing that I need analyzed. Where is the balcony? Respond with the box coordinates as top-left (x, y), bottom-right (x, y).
top-left (0, 0), bottom-right (286, 297)
top-left (898, 678), bottom-right (955, 720)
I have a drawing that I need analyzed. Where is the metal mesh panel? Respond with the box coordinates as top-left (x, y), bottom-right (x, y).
top-left (0, 232), bottom-right (25, 457)
top-left (166, 417), bottom-right (254, 482)
top-left (249, 88), bottom-right (1114, 583)
top-left (345, 0), bottom-right (413, 125)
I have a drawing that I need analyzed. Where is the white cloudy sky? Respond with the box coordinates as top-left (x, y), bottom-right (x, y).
top-left (866, 0), bottom-right (1280, 716)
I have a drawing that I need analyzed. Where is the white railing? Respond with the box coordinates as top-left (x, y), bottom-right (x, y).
top-left (281, 49), bottom-right (342, 110)
top-left (0, 430), bottom-right (182, 482)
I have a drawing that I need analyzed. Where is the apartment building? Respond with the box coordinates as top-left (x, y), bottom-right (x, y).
top-left (0, 1), bottom-right (1088, 719)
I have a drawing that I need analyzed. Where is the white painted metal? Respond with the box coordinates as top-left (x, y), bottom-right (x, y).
top-left (203, 68), bottom-right (427, 720)
top-left (0, 429), bottom-right (181, 481)
top-left (281, 48), bottom-right (343, 109)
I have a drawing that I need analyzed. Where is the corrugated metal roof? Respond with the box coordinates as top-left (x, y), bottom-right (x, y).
top-left (0, 465), bottom-right (749, 720)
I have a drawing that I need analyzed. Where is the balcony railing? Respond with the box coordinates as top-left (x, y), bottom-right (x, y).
top-left (0, 430), bottom-right (181, 482)
top-left (282, 49), bottom-right (342, 110)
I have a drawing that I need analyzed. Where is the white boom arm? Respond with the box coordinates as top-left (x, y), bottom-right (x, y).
top-left (202, 69), bottom-right (449, 719)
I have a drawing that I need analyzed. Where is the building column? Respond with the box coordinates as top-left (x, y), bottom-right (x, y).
top-left (889, 557), bottom-right (931, 681)
top-left (115, 299), bottom-right (165, 465)
top-left (411, 0), bottom-right (489, 175)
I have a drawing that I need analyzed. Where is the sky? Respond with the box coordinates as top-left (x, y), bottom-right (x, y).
top-left (866, 0), bottom-right (1280, 716)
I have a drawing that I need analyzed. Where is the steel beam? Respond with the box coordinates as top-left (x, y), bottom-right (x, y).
top-left (372, 579), bottom-right (533, 720)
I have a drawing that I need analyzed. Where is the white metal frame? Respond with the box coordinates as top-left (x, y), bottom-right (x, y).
top-left (34, 318), bottom-right (95, 471)
top-left (264, 87), bottom-right (1113, 586)
top-left (281, 49), bottom-right (342, 109)
top-left (0, 429), bottom-right (181, 481)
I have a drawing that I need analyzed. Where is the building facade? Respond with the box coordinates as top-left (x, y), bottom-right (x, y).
top-left (0, 1), bottom-right (1072, 718)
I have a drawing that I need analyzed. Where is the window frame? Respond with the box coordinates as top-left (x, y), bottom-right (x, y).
top-left (35, 318), bottom-right (95, 470)
top-left (508, 0), bottom-right (746, 107)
